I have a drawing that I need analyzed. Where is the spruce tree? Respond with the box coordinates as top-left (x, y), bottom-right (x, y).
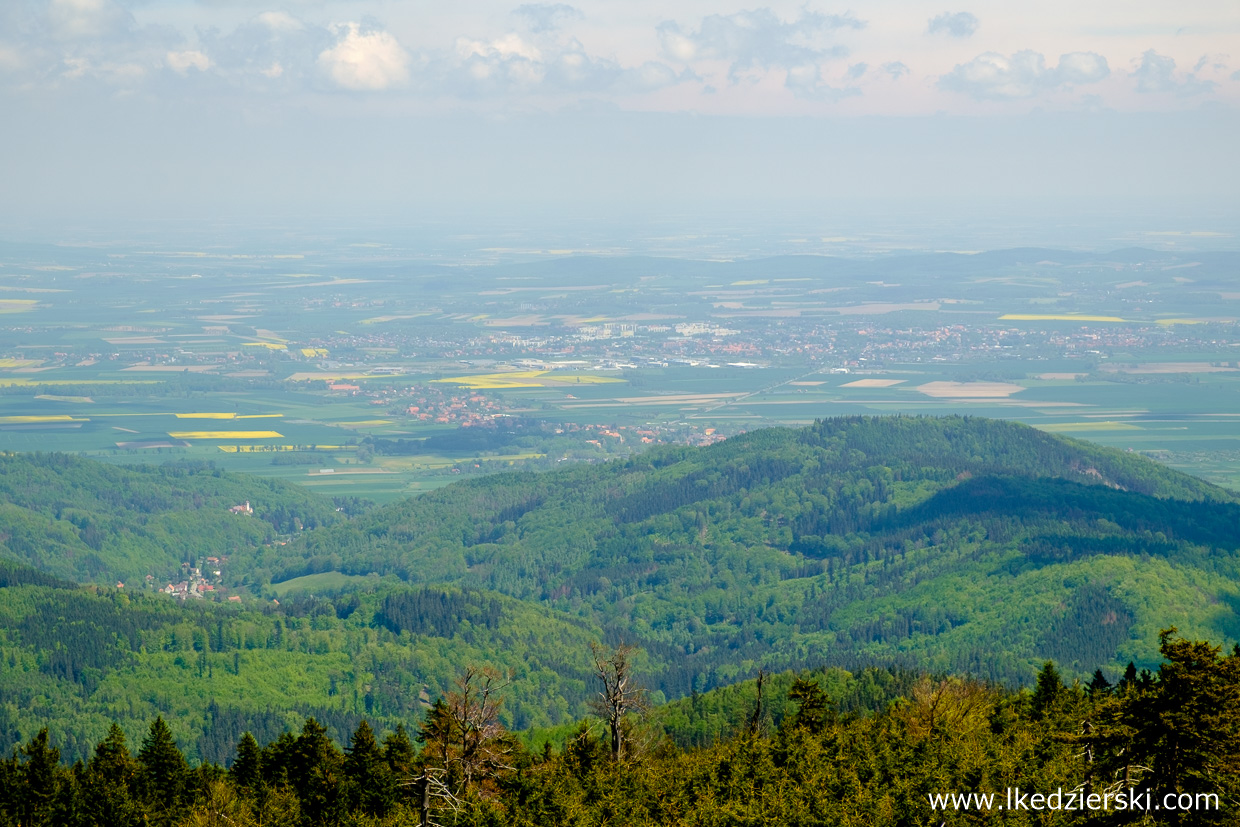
top-left (1031, 661), bottom-right (1063, 719)
top-left (1130, 630), bottom-right (1240, 816)
top-left (260, 731), bottom-right (298, 787)
top-left (345, 720), bottom-right (391, 816)
top-left (1119, 661), bottom-right (1139, 691)
top-left (788, 676), bottom-right (833, 734)
top-left (16, 729), bottom-right (61, 827)
top-left (229, 732), bottom-right (262, 792)
top-left (1087, 668), bottom-right (1112, 696)
top-left (382, 725), bottom-right (416, 806)
top-left (80, 724), bottom-right (143, 827)
top-left (291, 718), bottom-right (344, 826)
top-left (137, 716), bottom-right (189, 827)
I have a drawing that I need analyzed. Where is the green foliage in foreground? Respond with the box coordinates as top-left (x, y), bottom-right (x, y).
top-left (2, 631), bottom-right (1239, 826)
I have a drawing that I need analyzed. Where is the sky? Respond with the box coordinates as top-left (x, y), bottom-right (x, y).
top-left (1, 0), bottom-right (1237, 247)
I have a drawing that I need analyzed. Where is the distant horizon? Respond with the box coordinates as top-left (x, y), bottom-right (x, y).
top-left (2, 205), bottom-right (1236, 263)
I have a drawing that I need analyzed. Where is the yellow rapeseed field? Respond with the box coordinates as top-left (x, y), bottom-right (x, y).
top-left (219, 445), bottom-right (347, 453)
top-left (0, 379), bottom-right (157, 387)
top-left (174, 413), bottom-right (283, 419)
top-left (0, 415), bottom-right (89, 423)
top-left (999, 314), bottom-right (1127, 322)
top-left (435, 370), bottom-right (551, 389)
top-left (435, 370), bottom-right (624, 389)
top-left (1039, 421), bottom-right (1141, 432)
top-left (168, 431), bottom-right (284, 439)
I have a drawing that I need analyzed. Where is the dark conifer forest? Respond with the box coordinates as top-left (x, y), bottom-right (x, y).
top-left (3, 630), bottom-right (1240, 825)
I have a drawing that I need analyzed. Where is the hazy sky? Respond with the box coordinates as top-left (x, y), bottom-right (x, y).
top-left (2, 0), bottom-right (1237, 241)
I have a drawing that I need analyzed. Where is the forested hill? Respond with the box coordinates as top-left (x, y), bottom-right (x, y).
top-left (0, 453), bottom-right (340, 584)
top-left (2, 416), bottom-right (1240, 764)
top-left (267, 416), bottom-right (1240, 688)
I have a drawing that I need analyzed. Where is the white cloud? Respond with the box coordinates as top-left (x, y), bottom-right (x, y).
top-left (167, 50), bottom-right (210, 74)
top-left (451, 33), bottom-right (546, 91)
top-left (621, 61), bottom-right (680, 92)
top-left (513, 4), bottom-right (582, 34)
top-left (194, 12), bottom-right (333, 90)
top-left (784, 62), bottom-right (860, 100)
top-left (318, 22), bottom-right (410, 91)
top-left (439, 25), bottom-right (679, 97)
top-left (0, 45), bottom-right (23, 72)
top-left (1, 0), bottom-right (1230, 117)
top-left (1131, 50), bottom-right (1176, 93)
top-left (657, 8), bottom-right (863, 79)
top-left (457, 33), bottom-right (544, 63)
top-left (47, 0), bottom-right (132, 42)
top-left (545, 47), bottom-right (617, 90)
top-left (62, 55), bottom-right (145, 83)
top-left (881, 61), bottom-right (910, 79)
top-left (927, 11), bottom-right (978, 38)
top-left (939, 50), bottom-right (1109, 99)
top-left (1056, 52), bottom-right (1109, 84)
top-left (255, 12), bottom-right (303, 33)
top-left (0, 0), bottom-right (180, 89)
top-left (1132, 50), bottom-right (1214, 96)
top-left (1193, 54), bottom-right (1227, 74)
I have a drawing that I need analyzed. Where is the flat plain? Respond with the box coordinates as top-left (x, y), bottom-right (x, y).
top-left (2, 240), bottom-right (1239, 496)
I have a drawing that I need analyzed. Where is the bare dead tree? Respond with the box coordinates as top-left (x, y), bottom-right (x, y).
top-left (589, 642), bottom-right (649, 761)
top-left (399, 768), bottom-right (461, 827)
top-left (415, 664), bottom-right (515, 818)
top-left (444, 666), bottom-right (514, 795)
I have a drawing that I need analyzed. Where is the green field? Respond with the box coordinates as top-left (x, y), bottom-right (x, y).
top-left (3, 361), bottom-right (1240, 496)
top-left (268, 571), bottom-right (377, 596)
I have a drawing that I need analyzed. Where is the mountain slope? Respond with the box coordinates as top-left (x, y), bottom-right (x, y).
top-left (0, 454), bottom-right (340, 584)
top-left (4, 416), bottom-right (1240, 760)
top-left (268, 416), bottom-right (1240, 690)
top-left (0, 575), bottom-right (604, 763)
